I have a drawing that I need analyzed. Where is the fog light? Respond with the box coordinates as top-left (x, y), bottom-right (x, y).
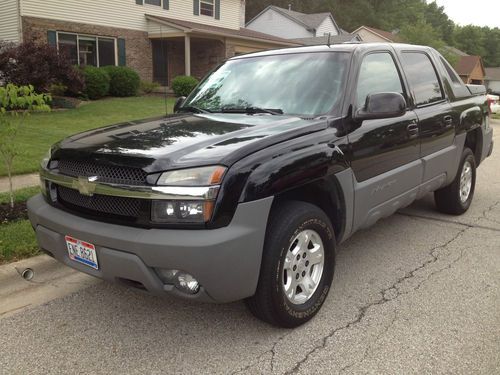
top-left (155, 269), bottom-right (200, 295)
top-left (175, 272), bottom-right (200, 295)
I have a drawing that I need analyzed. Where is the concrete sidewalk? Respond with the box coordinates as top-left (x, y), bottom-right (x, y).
top-left (0, 173), bottom-right (39, 193)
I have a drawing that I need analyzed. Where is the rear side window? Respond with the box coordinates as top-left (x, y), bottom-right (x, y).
top-left (401, 52), bottom-right (444, 106)
top-left (356, 52), bottom-right (404, 108)
top-left (440, 57), bottom-right (462, 86)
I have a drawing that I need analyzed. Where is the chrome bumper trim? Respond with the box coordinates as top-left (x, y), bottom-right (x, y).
top-left (39, 168), bottom-right (219, 200)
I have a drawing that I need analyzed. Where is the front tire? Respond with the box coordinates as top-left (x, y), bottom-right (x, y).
top-left (434, 147), bottom-right (476, 215)
top-left (246, 201), bottom-right (335, 328)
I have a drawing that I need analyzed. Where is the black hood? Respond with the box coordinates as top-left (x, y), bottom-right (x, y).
top-left (52, 113), bottom-right (328, 173)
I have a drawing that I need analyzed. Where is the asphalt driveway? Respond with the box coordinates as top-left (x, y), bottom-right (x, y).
top-left (0, 121), bottom-right (499, 375)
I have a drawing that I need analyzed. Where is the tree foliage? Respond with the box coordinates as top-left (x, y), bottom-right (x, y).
top-left (245, 0), bottom-right (500, 67)
top-left (0, 84), bottom-right (51, 208)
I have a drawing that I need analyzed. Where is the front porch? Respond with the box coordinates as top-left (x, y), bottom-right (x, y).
top-left (146, 14), bottom-right (299, 86)
top-left (151, 35), bottom-right (226, 86)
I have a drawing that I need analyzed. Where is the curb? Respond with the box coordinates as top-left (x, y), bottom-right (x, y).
top-left (0, 255), bottom-right (65, 297)
top-left (0, 255), bottom-right (99, 318)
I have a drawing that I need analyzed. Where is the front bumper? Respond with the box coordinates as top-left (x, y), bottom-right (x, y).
top-left (27, 194), bottom-right (273, 303)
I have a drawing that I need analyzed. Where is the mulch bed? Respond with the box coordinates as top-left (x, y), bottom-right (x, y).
top-left (0, 202), bottom-right (28, 224)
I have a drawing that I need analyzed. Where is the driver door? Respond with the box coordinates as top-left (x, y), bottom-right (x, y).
top-left (345, 51), bottom-right (422, 231)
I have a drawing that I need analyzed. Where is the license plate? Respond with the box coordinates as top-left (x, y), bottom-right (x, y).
top-left (65, 235), bottom-right (99, 270)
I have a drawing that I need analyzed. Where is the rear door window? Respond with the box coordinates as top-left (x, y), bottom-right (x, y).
top-left (401, 52), bottom-right (444, 106)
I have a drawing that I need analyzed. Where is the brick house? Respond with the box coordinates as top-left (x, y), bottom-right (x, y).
top-left (0, 0), bottom-right (297, 85)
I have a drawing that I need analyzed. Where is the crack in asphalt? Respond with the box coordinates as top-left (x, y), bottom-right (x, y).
top-left (338, 306), bottom-right (398, 375)
top-left (284, 226), bottom-right (470, 374)
top-left (233, 201), bottom-right (499, 375)
top-left (230, 332), bottom-right (291, 375)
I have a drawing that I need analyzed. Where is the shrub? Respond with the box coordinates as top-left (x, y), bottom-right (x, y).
top-left (140, 80), bottom-right (160, 94)
top-left (82, 66), bottom-right (110, 100)
top-left (171, 76), bottom-right (199, 97)
top-left (48, 83), bottom-right (67, 96)
top-left (102, 66), bottom-right (140, 97)
top-left (0, 40), bottom-right (84, 96)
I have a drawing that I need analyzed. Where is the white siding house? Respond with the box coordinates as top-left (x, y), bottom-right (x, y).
top-left (316, 17), bottom-right (338, 36)
top-left (0, 0), bottom-right (21, 43)
top-left (244, 7), bottom-right (312, 39)
top-left (246, 6), bottom-right (340, 40)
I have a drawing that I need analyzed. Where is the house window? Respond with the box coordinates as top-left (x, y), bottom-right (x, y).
top-left (145, 0), bottom-right (161, 5)
top-left (200, 0), bottom-right (214, 16)
top-left (57, 32), bottom-right (117, 67)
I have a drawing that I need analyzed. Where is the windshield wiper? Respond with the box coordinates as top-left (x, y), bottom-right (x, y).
top-left (178, 106), bottom-right (211, 114)
top-left (217, 107), bottom-right (283, 115)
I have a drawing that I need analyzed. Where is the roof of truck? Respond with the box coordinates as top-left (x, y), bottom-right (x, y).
top-left (230, 43), bottom-right (433, 59)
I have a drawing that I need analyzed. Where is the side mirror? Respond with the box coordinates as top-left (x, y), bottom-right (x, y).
top-left (354, 92), bottom-right (406, 121)
top-left (174, 96), bottom-right (186, 113)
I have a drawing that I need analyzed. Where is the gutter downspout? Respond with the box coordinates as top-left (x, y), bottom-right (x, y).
top-left (17, 0), bottom-right (23, 42)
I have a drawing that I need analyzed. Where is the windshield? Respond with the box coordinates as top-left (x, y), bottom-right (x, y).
top-left (182, 52), bottom-right (350, 117)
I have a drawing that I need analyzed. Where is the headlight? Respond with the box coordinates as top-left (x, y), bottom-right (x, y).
top-left (40, 148), bottom-right (51, 169)
top-left (152, 200), bottom-right (214, 223)
top-left (156, 166), bottom-right (226, 186)
top-left (152, 166), bottom-right (226, 223)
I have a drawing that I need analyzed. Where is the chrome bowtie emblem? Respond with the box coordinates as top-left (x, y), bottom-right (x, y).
top-left (73, 176), bottom-right (98, 196)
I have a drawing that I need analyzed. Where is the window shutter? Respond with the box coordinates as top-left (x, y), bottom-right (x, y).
top-left (136, 0), bottom-right (143, 5)
top-left (118, 38), bottom-right (126, 66)
top-left (47, 30), bottom-right (57, 47)
top-left (215, 0), bottom-right (220, 20)
top-left (193, 0), bottom-right (199, 15)
top-left (163, 0), bottom-right (169, 10)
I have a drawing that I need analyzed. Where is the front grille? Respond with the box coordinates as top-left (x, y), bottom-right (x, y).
top-left (58, 160), bottom-right (147, 185)
top-left (57, 185), bottom-right (141, 219)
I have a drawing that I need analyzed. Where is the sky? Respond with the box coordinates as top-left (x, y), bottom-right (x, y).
top-left (433, 0), bottom-right (500, 28)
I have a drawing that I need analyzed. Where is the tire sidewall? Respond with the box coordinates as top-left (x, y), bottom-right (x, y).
top-left (457, 150), bottom-right (476, 211)
top-left (271, 213), bottom-right (335, 324)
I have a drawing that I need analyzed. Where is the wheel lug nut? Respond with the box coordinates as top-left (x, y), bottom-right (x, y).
top-left (302, 253), bottom-right (306, 258)
top-left (296, 255), bottom-right (300, 260)
top-left (293, 265), bottom-right (297, 271)
top-left (296, 273), bottom-right (299, 280)
top-left (305, 261), bottom-right (309, 267)
top-left (302, 271), bottom-right (306, 277)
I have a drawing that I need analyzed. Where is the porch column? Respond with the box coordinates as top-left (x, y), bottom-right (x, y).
top-left (184, 33), bottom-right (191, 76)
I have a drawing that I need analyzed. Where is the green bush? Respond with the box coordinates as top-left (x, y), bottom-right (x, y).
top-left (140, 80), bottom-right (160, 94)
top-left (82, 66), bottom-right (110, 100)
top-left (48, 83), bottom-right (67, 96)
top-left (102, 66), bottom-right (140, 97)
top-left (171, 76), bottom-right (199, 97)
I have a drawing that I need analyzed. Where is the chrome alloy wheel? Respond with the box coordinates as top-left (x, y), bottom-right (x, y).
top-left (459, 160), bottom-right (473, 203)
top-left (282, 229), bottom-right (325, 305)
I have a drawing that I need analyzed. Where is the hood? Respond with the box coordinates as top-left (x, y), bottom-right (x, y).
top-left (52, 113), bottom-right (328, 173)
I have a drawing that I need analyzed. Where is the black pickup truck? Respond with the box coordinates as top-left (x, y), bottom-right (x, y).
top-left (28, 43), bottom-right (493, 327)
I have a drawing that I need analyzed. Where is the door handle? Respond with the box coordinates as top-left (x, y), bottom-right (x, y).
top-left (407, 122), bottom-right (418, 136)
top-left (443, 115), bottom-right (453, 128)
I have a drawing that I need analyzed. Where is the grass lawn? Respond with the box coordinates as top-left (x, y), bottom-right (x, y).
top-left (0, 220), bottom-right (39, 264)
top-left (492, 113), bottom-right (500, 120)
top-left (0, 186), bottom-right (41, 264)
top-left (0, 96), bottom-right (174, 177)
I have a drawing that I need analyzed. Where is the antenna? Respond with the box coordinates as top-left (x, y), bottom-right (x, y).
top-left (160, 25), bottom-right (168, 116)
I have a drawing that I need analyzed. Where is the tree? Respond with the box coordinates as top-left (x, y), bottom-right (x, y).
top-left (0, 84), bottom-right (51, 209)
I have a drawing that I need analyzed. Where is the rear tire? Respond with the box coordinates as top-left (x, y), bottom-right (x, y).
top-left (434, 147), bottom-right (476, 215)
top-left (246, 201), bottom-right (335, 328)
